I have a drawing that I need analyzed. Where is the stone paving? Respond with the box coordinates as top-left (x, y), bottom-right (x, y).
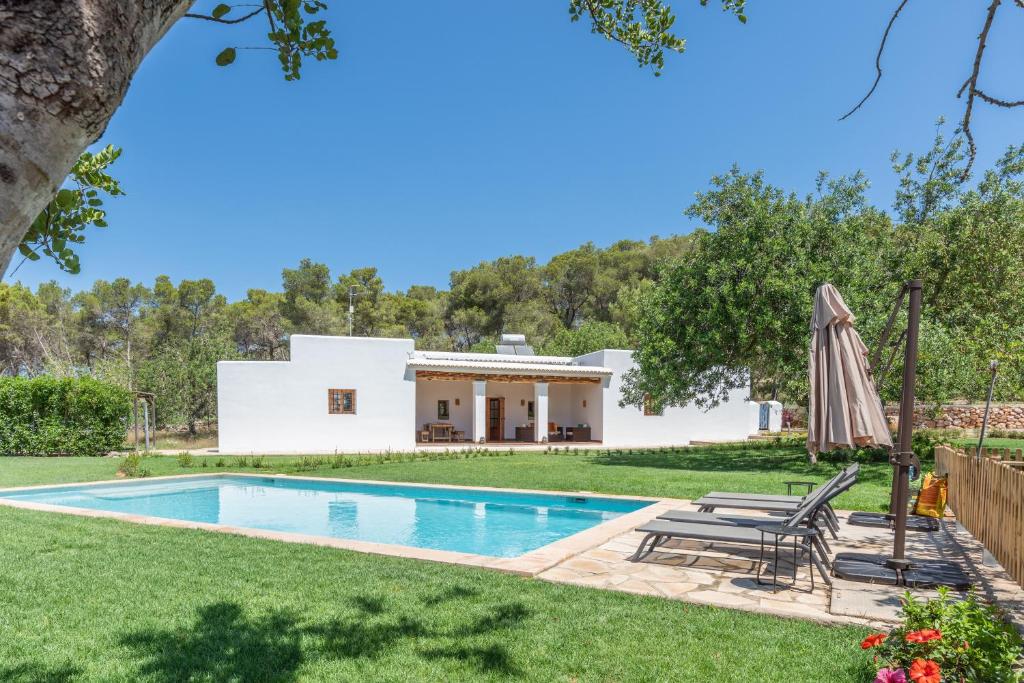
top-left (538, 501), bottom-right (1024, 629)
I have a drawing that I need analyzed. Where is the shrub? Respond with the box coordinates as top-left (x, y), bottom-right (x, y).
top-left (988, 428), bottom-right (1024, 439)
top-left (0, 376), bottom-right (131, 456)
top-left (816, 429), bottom-right (958, 466)
top-left (176, 452), bottom-right (194, 468)
top-left (118, 453), bottom-right (151, 478)
top-left (861, 588), bottom-right (1023, 682)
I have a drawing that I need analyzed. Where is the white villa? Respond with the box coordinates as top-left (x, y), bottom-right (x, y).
top-left (216, 334), bottom-right (763, 453)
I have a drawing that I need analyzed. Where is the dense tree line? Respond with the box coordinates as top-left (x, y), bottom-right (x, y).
top-left (0, 237), bottom-right (691, 432)
top-left (5, 130), bottom-right (1023, 430)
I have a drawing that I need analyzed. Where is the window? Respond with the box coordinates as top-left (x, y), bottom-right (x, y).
top-left (527, 401), bottom-right (535, 420)
top-left (437, 399), bottom-right (450, 420)
top-left (329, 389), bottom-right (356, 415)
top-left (643, 393), bottom-right (663, 416)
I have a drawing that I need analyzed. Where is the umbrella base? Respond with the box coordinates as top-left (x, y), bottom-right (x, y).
top-left (847, 511), bottom-right (940, 532)
top-left (832, 552), bottom-right (971, 589)
top-left (832, 553), bottom-right (899, 585)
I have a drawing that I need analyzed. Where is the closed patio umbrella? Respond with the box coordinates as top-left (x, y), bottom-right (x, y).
top-left (807, 283), bottom-right (893, 457)
top-left (814, 280), bottom-right (971, 589)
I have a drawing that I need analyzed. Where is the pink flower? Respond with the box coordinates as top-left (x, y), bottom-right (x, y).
top-left (874, 668), bottom-right (907, 683)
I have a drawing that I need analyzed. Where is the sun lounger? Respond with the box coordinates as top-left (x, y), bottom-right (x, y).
top-left (628, 473), bottom-right (856, 587)
top-left (656, 474), bottom-right (858, 551)
top-left (629, 519), bottom-right (833, 586)
top-left (699, 463), bottom-right (858, 503)
top-left (692, 463), bottom-right (859, 534)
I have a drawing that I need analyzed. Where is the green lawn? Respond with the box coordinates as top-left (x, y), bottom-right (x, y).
top-left (952, 437), bottom-right (1024, 451)
top-left (0, 444), bottom-right (900, 512)
top-left (0, 445), bottom-right (879, 682)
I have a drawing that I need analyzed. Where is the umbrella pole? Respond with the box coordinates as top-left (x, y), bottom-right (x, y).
top-left (888, 279), bottom-right (922, 569)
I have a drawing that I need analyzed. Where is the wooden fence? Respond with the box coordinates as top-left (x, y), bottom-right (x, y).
top-left (935, 445), bottom-right (1024, 587)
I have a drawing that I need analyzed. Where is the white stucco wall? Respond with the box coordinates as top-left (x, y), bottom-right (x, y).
top-left (217, 336), bottom-right (755, 452)
top-left (580, 349), bottom-right (755, 447)
top-left (217, 335), bottom-right (416, 453)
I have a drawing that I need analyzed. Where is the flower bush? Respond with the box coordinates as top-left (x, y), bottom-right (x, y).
top-left (860, 588), bottom-right (1023, 682)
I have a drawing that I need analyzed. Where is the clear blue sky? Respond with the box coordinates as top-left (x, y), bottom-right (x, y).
top-left (8, 1), bottom-right (1024, 299)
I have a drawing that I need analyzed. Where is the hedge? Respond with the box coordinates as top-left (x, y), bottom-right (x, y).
top-left (0, 376), bottom-right (131, 456)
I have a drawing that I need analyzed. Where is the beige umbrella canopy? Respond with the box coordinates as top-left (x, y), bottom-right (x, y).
top-left (807, 283), bottom-right (893, 455)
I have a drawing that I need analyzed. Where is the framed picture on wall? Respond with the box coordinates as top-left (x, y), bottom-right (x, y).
top-left (437, 399), bottom-right (450, 421)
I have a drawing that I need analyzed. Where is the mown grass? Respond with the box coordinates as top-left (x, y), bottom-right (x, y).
top-left (0, 443), bottom-right (901, 511)
top-left (0, 503), bottom-right (871, 682)
top-left (0, 445), bottom-right (882, 681)
top-left (951, 437), bottom-right (1024, 451)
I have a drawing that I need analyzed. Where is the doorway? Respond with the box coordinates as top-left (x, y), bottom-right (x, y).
top-left (486, 397), bottom-right (505, 441)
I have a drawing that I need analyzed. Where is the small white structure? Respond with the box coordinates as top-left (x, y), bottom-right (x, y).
top-left (763, 400), bottom-right (783, 432)
top-left (217, 335), bottom-right (756, 453)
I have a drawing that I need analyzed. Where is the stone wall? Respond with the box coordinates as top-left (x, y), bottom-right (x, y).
top-left (884, 403), bottom-right (1024, 431)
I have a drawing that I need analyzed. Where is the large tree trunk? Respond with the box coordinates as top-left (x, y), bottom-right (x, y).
top-left (0, 1), bottom-right (193, 275)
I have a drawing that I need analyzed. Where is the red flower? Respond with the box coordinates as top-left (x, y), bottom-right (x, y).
top-left (909, 658), bottom-right (941, 683)
top-left (861, 633), bottom-right (888, 649)
top-left (905, 629), bottom-right (942, 643)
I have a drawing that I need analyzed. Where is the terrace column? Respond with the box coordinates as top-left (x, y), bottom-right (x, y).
top-left (534, 382), bottom-right (549, 443)
top-left (472, 380), bottom-right (486, 443)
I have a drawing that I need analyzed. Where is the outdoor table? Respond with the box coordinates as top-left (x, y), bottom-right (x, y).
top-left (755, 525), bottom-right (821, 593)
top-left (429, 423), bottom-right (453, 442)
top-left (566, 426), bottom-right (591, 442)
top-left (784, 480), bottom-right (816, 496)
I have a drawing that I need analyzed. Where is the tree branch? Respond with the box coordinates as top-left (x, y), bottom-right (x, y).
top-left (839, 0), bottom-right (910, 121)
top-left (184, 6), bottom-right (264, 24)
top-left (957, 0), bottom-right (1002, 180)
top-left (973, 88), bottom-right (1024, 108)
top-left (583, 0), bottom-right (632, 50)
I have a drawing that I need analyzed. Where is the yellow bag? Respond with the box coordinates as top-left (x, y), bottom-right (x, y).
top-left (913, 472), bottom-right (948, 519)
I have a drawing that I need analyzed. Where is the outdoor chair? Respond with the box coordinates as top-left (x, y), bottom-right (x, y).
top-left (690, 463), bottom-right (860, 535)
top-left (548, 422), bottom-right (563, 442)
top-left (654, 474), bottom-right (859, 555)
top-left (627, 473), bottom-right (859, 588)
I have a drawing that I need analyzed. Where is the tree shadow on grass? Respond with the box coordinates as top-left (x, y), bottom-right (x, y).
top-left (420, 584), bottom-right (480, 606)
top-left (420, 643), bottom-right (521, 676)
top-left (121, 602), bottom-right (304, 682)
top-left (457, 602), bottom-right (530, 636)
top-left (0, 663), bottom-right (83, 683)
top-left (306, 614), bottom-right (430, 660)
top-left (120, 588), bottom-right (531, 680)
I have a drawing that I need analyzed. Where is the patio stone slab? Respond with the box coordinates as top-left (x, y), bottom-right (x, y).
top-left (537, 501), bottom-right (1024, 628)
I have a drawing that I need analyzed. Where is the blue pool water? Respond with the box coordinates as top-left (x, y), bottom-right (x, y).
top-left (0, 476), bottom-right (650, 558)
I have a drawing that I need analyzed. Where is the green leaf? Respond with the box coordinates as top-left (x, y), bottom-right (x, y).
top-left (215, 47), bottom-right (237, 67)
top-left (56, 189), bottom-right (77, 210)
top-left (212, 3), bottom-right (231, 19)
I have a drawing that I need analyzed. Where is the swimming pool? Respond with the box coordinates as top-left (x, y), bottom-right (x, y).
top-left (0, 475), bottom-right (651, 558)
